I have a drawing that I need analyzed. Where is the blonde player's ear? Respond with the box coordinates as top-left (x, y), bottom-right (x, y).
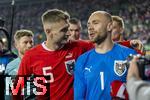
top-left (45, 29), bottom-right (51, 35)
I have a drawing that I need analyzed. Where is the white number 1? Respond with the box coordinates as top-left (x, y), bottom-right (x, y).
top-left (43, 67), bottom-right (54, 83)
top-left (100, 72), bottom-right (104, 90)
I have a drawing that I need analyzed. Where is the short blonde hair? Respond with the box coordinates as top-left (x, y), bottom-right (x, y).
top-left (14, 29), bottom-right (34, 42)
top-left (41, 9), bottom-right (70, 24)
top-left (112, 16), bottom-right (124, 29)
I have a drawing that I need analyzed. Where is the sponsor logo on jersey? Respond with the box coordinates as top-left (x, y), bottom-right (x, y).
top-left (85, 66), bottom-right (92, 72)
top-left (114, 60), bottom-right (127, 76)
top-left (65, 59), bottom-right (75, 75)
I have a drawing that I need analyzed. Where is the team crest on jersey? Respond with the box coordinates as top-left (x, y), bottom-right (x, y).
top-left (65, 59), bottom-right (75, 75)
top-left (114, 60), bottom-right (127, 76)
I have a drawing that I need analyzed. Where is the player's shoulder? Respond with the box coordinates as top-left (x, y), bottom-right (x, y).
top-left (29, 44), bottom-right (43, 51)
top-left (75, 49), bottom-right (95, 71)
top-left (25, 44), bottom-right (43, 55)
top-left (5, 57), bottom-right (20, 73)
top-left (7, 57), bottom-right (20, 65)
top-left (116, 43), bottom-right (133, 50)
top-left (69, 40), bottom-right (93, 46)
top-left (116, 43), bottom-right (137, 54)
top-left (77, 48), bottom-right (94, 61)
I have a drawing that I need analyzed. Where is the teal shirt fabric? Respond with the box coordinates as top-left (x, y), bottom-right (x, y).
top-left (5, 57), bottom-right (21, 100)
top-left (5, 57), bottom-right (21, 75)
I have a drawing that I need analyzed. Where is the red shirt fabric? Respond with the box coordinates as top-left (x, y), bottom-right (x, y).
top-left (13, 40), bottom-right (143, 100)
top-left (17, 40), bottom-right (93, 100)
top-left (117, 40), bottom-right (145, 55)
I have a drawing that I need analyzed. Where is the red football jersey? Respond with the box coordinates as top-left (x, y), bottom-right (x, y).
top-left (118, 40), bottom-right (145, 55)
top-left (17, 40), bottom-right (93, 100)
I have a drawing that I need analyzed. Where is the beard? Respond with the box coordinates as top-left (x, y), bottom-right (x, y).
top-left (58, 36), bottom-right (69, 45)
top-left (92, 33), bottom-right (107, 45)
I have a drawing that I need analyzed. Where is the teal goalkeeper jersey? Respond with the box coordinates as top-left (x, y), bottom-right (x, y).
top-left (5, 57), bottom-right (21, 75)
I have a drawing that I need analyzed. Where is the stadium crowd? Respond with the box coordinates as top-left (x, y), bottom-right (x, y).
top-left (0, 0), bottom-right (149, 47)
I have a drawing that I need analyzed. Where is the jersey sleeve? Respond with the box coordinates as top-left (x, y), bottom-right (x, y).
top-left (117, 40), bottom-right (131, 48)
top-left (118, 40), bottom-right (145, 55)
top-left (78, 40), bottom-right (94, 52)
top-left (74, 56), bottom-right (86, 100)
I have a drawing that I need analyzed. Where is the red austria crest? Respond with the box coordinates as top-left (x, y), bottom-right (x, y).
top-left (64, 59), bottom-right (75, 75)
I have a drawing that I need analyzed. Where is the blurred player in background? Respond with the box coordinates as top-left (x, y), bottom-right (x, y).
top-left (111, 16), bottom-right (144, 54)
top-left (111, 16), bottom-right (124, 41)
top-left (5, 29), bottom-right (34, 100)
top-left (68, 18), bottom-right (82, 40)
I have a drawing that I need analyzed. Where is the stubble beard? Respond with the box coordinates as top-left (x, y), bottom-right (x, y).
top-left (93, 33), bottom-right (107, 45)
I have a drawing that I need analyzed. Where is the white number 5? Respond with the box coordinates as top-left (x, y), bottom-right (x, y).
top-left (43, 66), bottom-right (54, 83)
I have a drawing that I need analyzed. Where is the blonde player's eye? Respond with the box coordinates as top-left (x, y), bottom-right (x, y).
top-left (61, 27), bottom-right (68, 33)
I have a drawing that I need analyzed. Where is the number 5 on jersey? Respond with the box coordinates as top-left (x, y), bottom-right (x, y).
top-left (43, 66), bottom-right (54, 83)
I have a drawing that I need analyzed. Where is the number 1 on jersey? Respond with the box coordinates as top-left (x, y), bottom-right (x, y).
top-left (100, 72), bottom-right (104, 90)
